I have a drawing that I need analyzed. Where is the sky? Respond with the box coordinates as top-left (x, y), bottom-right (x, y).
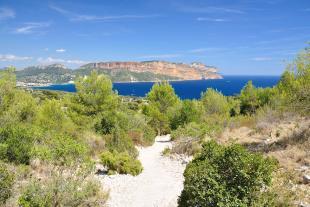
top-left (0, 0), bottom-right (309, 75)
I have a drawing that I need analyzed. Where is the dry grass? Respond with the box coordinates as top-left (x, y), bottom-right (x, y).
top-left (219, 113), bottom-right (310, 205)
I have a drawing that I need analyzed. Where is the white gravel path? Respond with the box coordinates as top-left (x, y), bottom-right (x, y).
top-left (98, 135), bottom-right (187, 207)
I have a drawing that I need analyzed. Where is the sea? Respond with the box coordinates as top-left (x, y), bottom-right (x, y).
top-left (33, 75), bottom-right (280, 100)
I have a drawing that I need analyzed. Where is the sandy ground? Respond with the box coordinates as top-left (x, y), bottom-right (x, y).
top-left (98, 135), bottom-right (187, 207)
top-left (99, 135), bottom-right (186, 207)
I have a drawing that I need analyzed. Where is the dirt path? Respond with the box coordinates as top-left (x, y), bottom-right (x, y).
top-left (98, 135), bottom-right (187, 207)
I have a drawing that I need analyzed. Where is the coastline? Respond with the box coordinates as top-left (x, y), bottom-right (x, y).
top-left (18, 76), bottom-right (224, 87)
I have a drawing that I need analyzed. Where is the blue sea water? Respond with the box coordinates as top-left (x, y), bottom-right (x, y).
top-left (33, 76), bottom-right (280, 100)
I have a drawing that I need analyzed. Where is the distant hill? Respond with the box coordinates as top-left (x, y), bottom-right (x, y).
top-left (16, 64), bottom-right (74, 84)
top-left (15, 61), bottom-right (222, 85)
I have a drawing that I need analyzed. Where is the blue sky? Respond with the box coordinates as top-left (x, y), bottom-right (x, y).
top-left (0, 0), bottom-right (309, 75)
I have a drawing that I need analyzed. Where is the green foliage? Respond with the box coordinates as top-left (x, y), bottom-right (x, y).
top-left (0, 162), bottom-right (14, 204)
top-left (170, 100), bottom-right (203, 130)
top-left (75, 71), bottom-right (118, 115)
top-left (147, 81), bottom-right (180, 113)
top-left (35, 99), bottom-right (75, 133)
top-left (276, 47), bottom-right (310, 114)
top-left (125, 113), bottom-right (156, 146)
top-left (100, 151), bottom-right (143, 176)
top-left (144, 81), bottom-right (180, 134)
top-left (179, 141), bottom-right (277, 207)
top-left (104, 127), bottom-right (138, 158)
top-left (33, 134), bottom-right (89, 166)
top-left (18, 170), bottom-right (107, 207)
top-left (0, 125), bottom-right (34, 164)
top-left (171, 122), bottom-right (208, 141)
top-left (0, 68), bottom-right (37, 126)
top-left (201, 88), bottom-right (230, 116)
top-left (239, 81), bottom-right (261, 115)
top-left (171, 122), bottom-right (222, 155)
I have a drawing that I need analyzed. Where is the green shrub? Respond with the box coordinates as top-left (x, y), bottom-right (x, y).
top-left (179, 140), bottom-right (277, 207)
top-left (18, 170), bottom-right (107, 207)
top-left (105, 127), bottom-right (138, 158)
top-left (0, 162), bottom-right (14, 205)
top-left (201, 88), bottom-right (230, 116)
top-left (33, 134), bottom-right (89, 166)
top-left (35, 99), bottom-right (76, 134)
top-left (0, 125), bottom-right (34, 164)
top-left (171, 122), bottom-right (222, 155)
top-left (100, 151), bottom-right (143, 176)
top-left (126, 113), bottom-right (156, 146)
top-left (171, 122), bottom-right (208, 141)
top-left (170, 100), bottom-right (203, 130)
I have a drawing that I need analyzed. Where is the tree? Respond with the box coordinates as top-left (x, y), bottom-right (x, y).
top-left (201, 88), bottom-right (230, 116)
top-left (144, 81), bottom-right (180, 134)
top-left (239, 81), bottom-right (260, 115)
top-left (74, 71), bottom-right (118, 115)
top-left (276, 47), bottom-right (310, 114)
top-left (146, 81), bottom-right (180, 113)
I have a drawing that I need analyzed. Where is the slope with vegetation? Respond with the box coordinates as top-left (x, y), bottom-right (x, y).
top-left (0, 67), bottom-right (156, 206)
top-left (1, 46), bottom-right (309, 206)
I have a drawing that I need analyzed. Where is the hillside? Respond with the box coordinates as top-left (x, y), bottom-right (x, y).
top-left (15, 61), bottom-right (222, 85)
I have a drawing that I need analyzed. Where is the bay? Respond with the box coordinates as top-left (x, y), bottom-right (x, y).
top-left (33, 75), bottom-right (280, 100)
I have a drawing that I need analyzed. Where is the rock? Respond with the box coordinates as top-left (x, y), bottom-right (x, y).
top-left (82, 61), bottom-right (222, 80)
top-left (298, 201), bottom-right (310, 207)
top-left (302, 174), bottom-right (310, 184)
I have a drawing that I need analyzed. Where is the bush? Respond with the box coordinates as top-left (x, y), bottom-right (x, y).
top-left (18, 169), bottom-right (107, 207)
top-left (171, 122), bottom-right (209, 141)
top-left (201, 88), bottom-right (230, 116)
top-left (0, 162), bottom-right (14, 205)
top-left (171, 122), bottom-right (221, 155)
top-left (170, 100), bottom-right (203, 130)
top-left (100, 151), bottom-right (143, 176)
top-left (35, 99), bottom-right (75, 134)
top-left (126, 113), bottom-right (156, 146)
top-left (179, 141), bottom-right (277, 207)
top-left (105, 127), bottom-right (138, 158)
top-left (0, 125), bottom-right (34, 164)
top-left (33, 134), bottom-right (89, 166)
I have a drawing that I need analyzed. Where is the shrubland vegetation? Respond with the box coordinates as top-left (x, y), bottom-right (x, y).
top-left (0, 46), bottom-right (309, 206)
top-left (0, 69), bottom-right (155, 205)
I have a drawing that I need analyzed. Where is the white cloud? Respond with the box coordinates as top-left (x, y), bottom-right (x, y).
top-left (0, 54), bottom-right (32, 61)
top-left (71, 14), bottom-right (159, 22)
top-left (188, 47), bottom-right (226, 53)
top-left (0, 7), bottom-right (15, 20)
top-left (49, 4), bottom-right (71, 15)
top-left (177, 4), bottom-right (245, 14)
top-left (49, 4), bottom-right (160, 22)
top-left (14, 22), bottom-right (51, 34)
top-left (44, 48), bottom-right (49, 51)
top-left (138, 54), bottom-right (181, 59)
top-left (251, 57), bottom-right (273, 61)
top-left (197, 17), bottom-right (229, 22)
top-left (56, 48), bottom-right (66, 53)
top-left (37, 57), bottom-right (89, 65)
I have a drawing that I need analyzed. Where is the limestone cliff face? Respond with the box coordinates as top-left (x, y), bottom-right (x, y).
top-left (81, 61), bottom-right (222, 80)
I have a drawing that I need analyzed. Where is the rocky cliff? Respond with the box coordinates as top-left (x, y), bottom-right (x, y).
top-left (16, 61), bottom-right (222, 85)
top-left (81, 61), bottom-right (222, 80)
